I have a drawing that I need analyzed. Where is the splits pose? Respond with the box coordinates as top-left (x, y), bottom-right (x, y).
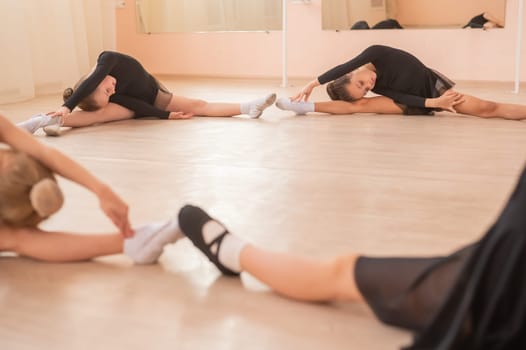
top-left (0, 114), bottom-right (183, 263)
top-left (17, 51), bottom-right (276, 136)
top-left (176, 166), bottom-right (526, 349)
top-left (277, 45), bottom-right (526, 120)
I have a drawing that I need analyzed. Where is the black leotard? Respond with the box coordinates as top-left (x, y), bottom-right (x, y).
top-left (63, 51), bottom-right (169, 118)
top-left (357, 164), bottom-right (526, 348)
top-left (317, 45), bottom-right (452, 109)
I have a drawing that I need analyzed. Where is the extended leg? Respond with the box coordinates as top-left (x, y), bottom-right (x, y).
top-left (315, 96), bottom-right (404, 115)
top-left (166, 93), bottom-right (276, 118)
top-left (276, 96), bottom-right (403, 115)
top-left (240, 245), bottom-right (362, 302)
top-left (454, 94), bottom-right (526, 120)
top-left (16, 103), bottom-right (134, 136)
top-left (178, 205), bottom-right (363, 302)
top-left (61, 103), bottom-right (134, 127)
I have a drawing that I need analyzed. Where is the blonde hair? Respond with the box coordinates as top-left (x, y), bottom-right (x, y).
top-left (63, 75), bottom-right (99, 111)
top-left (0, 150), bottom-right (64, 227)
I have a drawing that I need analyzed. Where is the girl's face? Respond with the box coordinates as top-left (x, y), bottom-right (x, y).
top-left (91, 75), bottom-right (117, 108)
top-left (345, 69), bottom-right (377, 100)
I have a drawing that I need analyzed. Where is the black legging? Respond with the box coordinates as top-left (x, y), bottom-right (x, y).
top-left (354, 165), bottom-right (526, 349)
top-left (356, 244), bottom-right (474, 331)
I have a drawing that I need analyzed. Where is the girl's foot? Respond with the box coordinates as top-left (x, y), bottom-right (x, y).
top-left (241, 93), bottom-right (277, 118)
top-left (124, 215), bottom-right (183, 264)
top-left (17, 113), bottom-right (59, 134)
top-left (276, 98), bottom-right (314, 115)
top-left (178, 205), bottom-right (247, 276)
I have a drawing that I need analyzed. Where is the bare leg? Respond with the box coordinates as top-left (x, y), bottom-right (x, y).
top-left (314, 96), bottom-right (404, 115)
top-left (61, 103), bottom-right (134, 127)
top-left (166, 94), bottom-right (242, 117)
top-left (0, 227), bottom-right (123, 262)
top-left (178, 205), bottom-right (363, 303)
top-left (241, 245), bottom-right (363, 302)
top-left (454, 94), bottom-right (526, 120)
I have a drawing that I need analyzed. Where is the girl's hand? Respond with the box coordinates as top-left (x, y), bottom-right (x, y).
top-left (48, 106), bottom-right (71, 118)
top-left (431, 90), bottom-right (465, 113)
top-left (168, 111), bottom-right (193, 119)
top-left (291, 80), bottom-right (320, 102)
top-left (97, 185), bottom-right (133, 237)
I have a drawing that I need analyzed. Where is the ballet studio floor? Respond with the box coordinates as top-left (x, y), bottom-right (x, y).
top-left (1, 78), bottom-right (526, 350)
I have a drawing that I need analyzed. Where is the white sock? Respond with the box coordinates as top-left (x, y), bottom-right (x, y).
top-left (124, 217), bottom-right (183, 264)
top-left (276, 97), bottom-right (314, 115)
top-left (17, 113), bottom-right (53, 134)
top-left (240, 93), bottom-right (277, 118)
top-left (202, 220), bottom-right (247, 273)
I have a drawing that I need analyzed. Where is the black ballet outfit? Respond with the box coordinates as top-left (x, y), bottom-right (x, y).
top-left (355, 165), bottom-right (526, 349)
top-left (318, 45), bottom-right (455, 115)
top-left (463, 14), bottom-right (488, 29)
top-left (63, 51), bottom-right (170, 119)
top-left (351, 19), bottom-right (404, 30)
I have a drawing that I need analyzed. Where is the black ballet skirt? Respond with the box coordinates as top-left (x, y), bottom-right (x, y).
top-left (356, 165), bottom-right (526, 349)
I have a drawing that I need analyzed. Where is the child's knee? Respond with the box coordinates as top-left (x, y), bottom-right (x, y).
top-left (480, 101), bottom-right (498, 116)
top-left (188, 99), bottom-right (208, 113)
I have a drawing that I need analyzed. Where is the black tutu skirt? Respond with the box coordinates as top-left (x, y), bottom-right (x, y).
top-left (356, 165), bottom-right (526, 349)
top-left (400, 69), bottom-right (455, 116)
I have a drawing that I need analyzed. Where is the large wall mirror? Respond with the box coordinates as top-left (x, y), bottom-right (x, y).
top-left (322, 0), bottom-right (506, 30)
top-left (136, 0), bottom-right (282, 33)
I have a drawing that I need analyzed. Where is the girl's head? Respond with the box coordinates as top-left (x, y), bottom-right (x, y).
top-left (326, 69), bottom-right (376, 102)
top-left (0, 150), bottom-right (64, 227)
top-left (63, 75), bottom-right (116, 111)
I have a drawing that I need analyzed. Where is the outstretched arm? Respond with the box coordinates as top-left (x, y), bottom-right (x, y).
top-left (317, 45), bottom-right (384, 85)
top-left (51, 51), bottom-right (121, 117)
top-left (375, 88), bottom-right (465, 113)
top-left (63, 52), bottom-right (119, 110)
top-left (0, 226), bottom-right (123, 262)
top-left (61, 102), bottom-right (134, 127)
top-left (293, 45), bottom-right (385, 101)
top-left (0, 114), bottom-right (132, 236)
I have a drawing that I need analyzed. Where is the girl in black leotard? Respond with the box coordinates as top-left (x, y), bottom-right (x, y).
top-left (276, 45), bottom-right (526, 120)
top-left (18, 51), bottom-right (276, 135)
top-left (176, 162), bottom-right (526, 349)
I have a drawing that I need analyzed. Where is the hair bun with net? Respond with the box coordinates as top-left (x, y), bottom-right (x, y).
top-left (29, 178), bottom-right (64, 217)
top-left (63, 87), bottom-right (74, 102)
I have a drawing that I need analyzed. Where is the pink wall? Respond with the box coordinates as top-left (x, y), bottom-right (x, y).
top-left (116, 0), bottom-right (525, 82)
top-left (396, 0), bottom-right (506, 27)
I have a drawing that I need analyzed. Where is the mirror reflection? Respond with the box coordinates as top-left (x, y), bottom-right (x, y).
top-left (322, 0), bottom-right (506, 30)
top-left (136, 0), bottom-right (282, 33)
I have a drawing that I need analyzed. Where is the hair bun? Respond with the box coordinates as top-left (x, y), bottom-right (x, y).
top-left (29, 178), bottom-right (64, 217)
top-left (63, 87), bottom-right (74, 102)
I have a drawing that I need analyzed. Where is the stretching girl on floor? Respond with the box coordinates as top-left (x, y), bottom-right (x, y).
top-left (176, 165), bottom-right (526, 349)
top-left (1, 114), bottom-right (183, 263)
top-left (18, 51), bottom-right (276, 136)
top-left (277, 45), bottom-right (526, 120)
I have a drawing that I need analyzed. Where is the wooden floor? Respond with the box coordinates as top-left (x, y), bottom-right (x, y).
top-left (1, 78), bottom-right (526, 349)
